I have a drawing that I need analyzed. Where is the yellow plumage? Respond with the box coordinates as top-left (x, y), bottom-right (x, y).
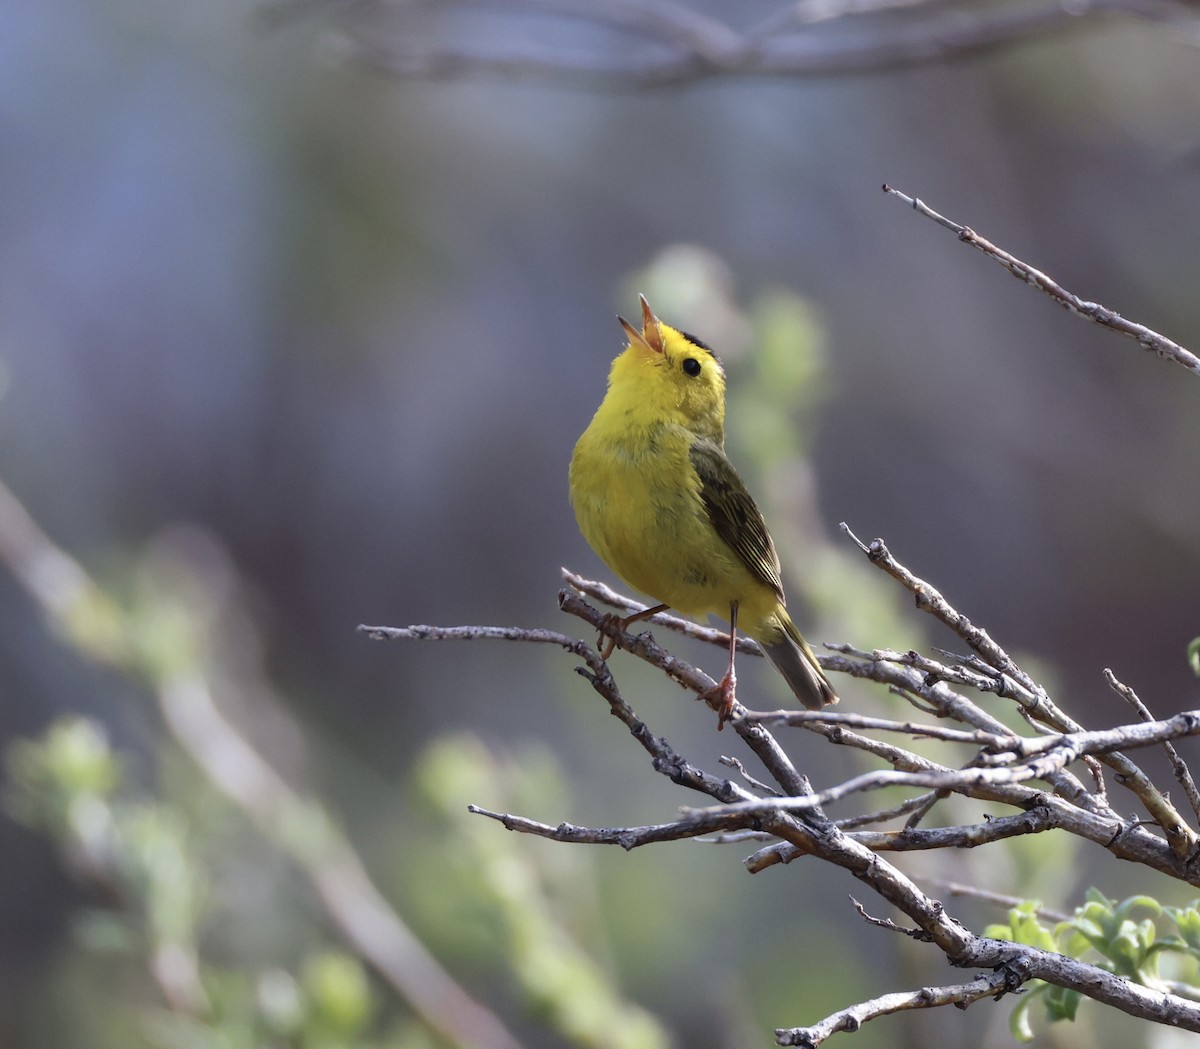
top-left (569, 295), bottom-right (837, 726)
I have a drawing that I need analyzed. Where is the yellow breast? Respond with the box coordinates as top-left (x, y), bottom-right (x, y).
top-left (569, 418), bottom-right (767, 622)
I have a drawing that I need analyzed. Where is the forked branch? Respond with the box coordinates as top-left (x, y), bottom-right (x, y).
top-left (362, 529), bottom-right (1200, 1040)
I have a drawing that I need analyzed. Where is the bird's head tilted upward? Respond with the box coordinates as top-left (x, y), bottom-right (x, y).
top-left (608, 295), bottom-right (726, 442)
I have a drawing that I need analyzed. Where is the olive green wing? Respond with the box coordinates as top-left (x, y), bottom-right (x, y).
top-left (689, 439), bottom-right (785, 600)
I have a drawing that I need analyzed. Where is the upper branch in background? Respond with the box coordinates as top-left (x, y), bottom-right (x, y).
top-left (260, 0), bottom-right (1199, 88)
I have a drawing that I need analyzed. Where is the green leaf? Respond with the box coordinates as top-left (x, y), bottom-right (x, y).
top-left (1008, 989), bottom-right (1040, 1042)
top-left (987, 902), bottom-right (1055, 951)
top-left (1188, 637), bottom-right (1200, 677)
top-left (1043, 984), bottom-right (1081, 1022)
top-left (1165, 903), bottom-right (1200, 950)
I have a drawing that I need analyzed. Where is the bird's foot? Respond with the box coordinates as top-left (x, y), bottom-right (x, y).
top-left (597, 604), bottom-right (671, 661)
top-left (705, 669), bottom-right (739, 731)
top-left (597, 613), bottom-right (623, 660)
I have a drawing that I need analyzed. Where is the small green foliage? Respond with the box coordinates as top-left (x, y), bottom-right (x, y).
top-left (302, 951), bottom-right (372, 1037)
top-left (1164, 902), bottom-right (1200, 951)
top-left (410, 733), bottom-right (671, 1049)
top-left (987, 889), bottom-right (1200, 1041)
top-left (1188, 637), bottom-right (1200, 677)
top-left (5, 717), bottom-right (399, 1049)
top-left (984, 900), bottom-right (1056, 952)
top-left (1063, 889), bottom-right (1162, 980)
top-left (6, 717), bottom-right (121, 848)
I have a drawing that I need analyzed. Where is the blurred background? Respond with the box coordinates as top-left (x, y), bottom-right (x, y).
top-left (2, 1), bottom-right (1200, 1047)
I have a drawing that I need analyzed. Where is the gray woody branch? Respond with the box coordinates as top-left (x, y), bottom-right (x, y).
top-left (363, 536), bottom-right (1200, 1040)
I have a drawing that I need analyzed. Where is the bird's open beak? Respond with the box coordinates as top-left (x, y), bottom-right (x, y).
top-left (618, 293), bottom-right (664, 355)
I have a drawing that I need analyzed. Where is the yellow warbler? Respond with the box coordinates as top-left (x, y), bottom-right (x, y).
top-left (569, 295), bottom-right (838, 727)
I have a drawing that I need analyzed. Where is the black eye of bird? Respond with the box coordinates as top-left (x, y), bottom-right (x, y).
top-left (682, 358), bottom-right (701, 377)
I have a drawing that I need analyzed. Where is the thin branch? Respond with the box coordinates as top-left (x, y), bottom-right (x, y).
top-left (775, 970), bottom-right (1024, 1047)
top-left (468, 804), bottom-right (760, 848)
top-left (1105, 667), bottom-right (1200, 830)
top-left (853, 644), bottom-right (1041, 705)
top-left (359, 621), bottom-right (584, 650)
top-left (745, 791), bottom-right (945, 870)
top-left (838, 523), bottom-right (1050, 703)
top-left (837, 790), bottom-right (945, 830)
top-left (973, 713), bottom-right (1200, 765)
top-left (158, 675), bottom-right (527, 1049)
top-left (883, 183), bottom-right (1200, 377)
top-left (849, 896), bottom-right (926, 938)
top-left (748, 808), bottom-right (1063, 870)
top-left (691, 713), bottom-right (1200, 821)
top-left (0, 475), bottom-right (527, 1049)
top-left (923, 878), bottom-right (1072, 923)
top-left (847, 808), bottom-right (1062, 851)
top-left (742, 707), bottom-right (1010, 746)
top-left (720, 755), bottom-right (784, 797)
top-left (562, 569), bottom-right (763, 655)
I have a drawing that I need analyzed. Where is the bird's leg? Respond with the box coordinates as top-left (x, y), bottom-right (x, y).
top-left (598, 603), bottom-right (670, 660)
top-left (711, 602), bottom-right (740, 731)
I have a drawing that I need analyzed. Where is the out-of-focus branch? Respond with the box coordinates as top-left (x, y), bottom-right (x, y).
top-left (157, 674), bottom-right (527, 1049)
top-left (0, 475), bottom-right (526, 1049)
top-left (273, 0), bottom-right (1195, 87)
top-left (922, 878), bottom-right (1072, 923)
top-left (882, 183), bottom-right (1200, 378)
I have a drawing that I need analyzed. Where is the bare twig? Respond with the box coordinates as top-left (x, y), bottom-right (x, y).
top-left (775, 970), bottom-right (1023, 1047)
top-left (849, 896), bottom-right (924, 937)
top-left (747, 808), bottom-right (1064, 870)
top-left (720, 755), bottom-right (783, 797)
top-left (691, 711), bottom-right (1200, 820)
top-left (743, 707), bottom-right (1008, 746)
top-left (468, 804), bottom-right (760, 848)
top-left (1105, 667), bottom-right (1200, 829)
top-left (882, 183), bottom-right (1200, 377)
top-left (923, 878), bottom-right (1072, 923)
top-left (562, 569), bottom-right (762, 654)
top-left (839, 524), bottom-right (1049, 703)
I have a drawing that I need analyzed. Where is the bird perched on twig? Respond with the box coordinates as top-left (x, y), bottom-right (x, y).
top-left (569, 295), bottom-right (837, 728)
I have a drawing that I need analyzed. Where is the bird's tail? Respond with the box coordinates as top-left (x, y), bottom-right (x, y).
top-left (761, 612), bottom-right (838, 710)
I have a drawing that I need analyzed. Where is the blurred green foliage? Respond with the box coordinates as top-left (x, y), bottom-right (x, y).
top-left (410, 736), bottom-right (669, 1049)
top-left (6, 714), bottom-right (674, 1048)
